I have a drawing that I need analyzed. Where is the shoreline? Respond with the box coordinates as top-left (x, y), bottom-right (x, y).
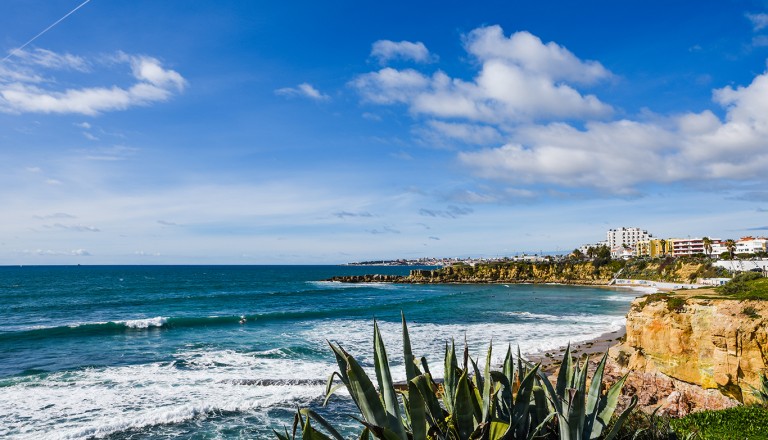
top-left (528, 326), bottom-right (627, 374)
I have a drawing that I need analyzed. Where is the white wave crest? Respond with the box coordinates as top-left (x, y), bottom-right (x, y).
top-left (0, 349), bottom-right (336, 439)
top-left (119, 316), bottom-right (168, 328)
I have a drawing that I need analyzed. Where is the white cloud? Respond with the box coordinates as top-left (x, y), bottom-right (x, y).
top-left (0, 50), bottom-right (186, 115)
top-left (371, 40), bottom-right (435, 64)
top-left (352, 26), bottom-right (612, 124)
top-left (274, 83), bottom-right (329, 101)
top-left (747, 12), bottom-right (768, 31)
top-left (464, 26), bottom-right (611, 85)
top-left (459, 66), bottom-right (768, 193)
top-left (13, 48), bottom-right (89, 72)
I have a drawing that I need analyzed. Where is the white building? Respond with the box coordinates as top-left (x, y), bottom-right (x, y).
top-left (736, 237), bottom-right (768, 254)
top-left (607, 227), bottom-right (653, 258)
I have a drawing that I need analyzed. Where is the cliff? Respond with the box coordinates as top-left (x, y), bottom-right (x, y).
top-left (619, 257), bottom-right (728, 283)
top-left (328, 261), bottom-right (622, 285)
top-left (608, 292), bottom-right (768, 414)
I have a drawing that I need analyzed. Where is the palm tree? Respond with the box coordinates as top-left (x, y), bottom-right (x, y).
top-left (659, 239), bottom-right (667, 256)
top-left (702, 236), bottom-right (713, 258)
top-left (724, 239), bottom-right (736, 260)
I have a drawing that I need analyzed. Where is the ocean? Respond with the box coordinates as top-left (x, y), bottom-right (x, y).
top-left (0, 265), bottom-right (639, 439)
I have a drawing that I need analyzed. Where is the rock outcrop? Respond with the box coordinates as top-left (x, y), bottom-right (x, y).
top-left (327, 262), bottom-right (621, 285)
top-left (608, 294), bottom-right (768, 414)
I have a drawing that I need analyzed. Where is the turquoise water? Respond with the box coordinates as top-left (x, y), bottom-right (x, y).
top-left (0, 265), bottom-right (638, 439)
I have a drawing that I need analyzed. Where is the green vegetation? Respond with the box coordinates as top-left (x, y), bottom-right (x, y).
top-left (717, 272), bottom-right (768, 300)
top-left (751, 373), bottom-right (768, 405)
top-left (670, 405), bottom-right (768, 439)
top-left (742, 306), bottom-right (760, 319)
top-left (620, 256), bottom-right (729, 283)
top-left (633, 292), bottom-right (687, 312)
top-left (613, 406), bottom-right (768, 440)
top-left (274, 315), bottom-right (636, 440)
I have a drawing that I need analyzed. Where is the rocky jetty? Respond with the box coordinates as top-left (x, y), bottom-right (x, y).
top-left (325, 274), bottom-right (406, 283)
top-left (607, 294), bottom-right (768, 415)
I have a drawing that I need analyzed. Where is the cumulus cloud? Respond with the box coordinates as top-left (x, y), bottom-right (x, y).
top-left (352, 26), bottom-right (612, 124)
top-left (274, 83), bottom-right (330, 100)
top-left (371, 40), bottom-right (435, 64)
top-left (0, 50), bottom-right (186, 115)
top-left (459, 66), bottom-right (768, 193)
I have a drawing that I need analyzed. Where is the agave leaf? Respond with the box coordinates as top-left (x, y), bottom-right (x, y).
top-left (470, 356), bottom-right (483, 392)
top-left (328, 342), bottom-right (352, 385)
top-left (488, 420), bottom-right (511, 440)
top-left (592, 372), bottom-right (630, 438)
top-left (345, 350), bottom-right (389, 429)
top-left (444, 340), bottom-right (458, 413)
top-left (401, 312), bottom-right (419, 383)
top-left (566, 359), bottom-right (589, 440)
top-left (535, 365), bottom-right (563, 415)
top-left (412, 373), bottom-right (445, 434)
top-left (602, 395), bottom-right (638, 440)
top-left (358, 427), bottom-right (371, 440)
top-left (273, 428), bottom-right (291, 440)
top-left (408, 378), bottom-right (428, 440)
top-left (556, 343), bottom-right (572, 399)
top-left (353, 417), bottom-right (408, 440)
top-left (584, 352), bottom-right (608, 437)
top-left (490, 370), bottom-right (512, 419)
top-left (526, 412), bottom-right (555, 440)
top-left (513, 364), bottom-right (539, 439)
top-left (453, 371), bottom-right (476, 440)
top-left (300, 415), bottom-right (334, 440)
top-left (373, 321), bottom-right (407, 439)
top-left (482, 341), bottom-right (493, 423)
top-left (531, 385), bottom-right (550, 429)
top-left (299, 409), bottom-right (345, 440)
top-left (323, 383), bottom-right (345, 407)
top-left (419, 356), bottom-right (431, 378)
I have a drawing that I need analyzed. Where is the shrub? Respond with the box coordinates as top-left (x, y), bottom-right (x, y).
top-left (670, 405), bottom-right (768, 439)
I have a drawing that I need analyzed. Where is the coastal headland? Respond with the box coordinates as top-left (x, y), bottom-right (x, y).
top-left (326, 259), bottom-right (768, 417)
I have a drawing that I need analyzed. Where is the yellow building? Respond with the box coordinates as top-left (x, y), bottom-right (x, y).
top-left (635, 239), bottom-right (673, 258)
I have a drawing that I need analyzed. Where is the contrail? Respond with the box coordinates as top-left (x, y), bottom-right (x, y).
top-left (2, 0), bottom-right (93, 62)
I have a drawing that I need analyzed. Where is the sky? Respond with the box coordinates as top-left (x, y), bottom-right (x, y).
top-left (1, 0), bottom-right (768, 264)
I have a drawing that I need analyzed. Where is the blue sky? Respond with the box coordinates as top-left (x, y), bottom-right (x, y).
top-left (1, 0), bottom-right (767, 264)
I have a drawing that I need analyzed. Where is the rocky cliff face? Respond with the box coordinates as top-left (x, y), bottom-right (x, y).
top-left (405, 262), bottom-right (618, 284)
top-left (608, 294), bottom-right (768, 413)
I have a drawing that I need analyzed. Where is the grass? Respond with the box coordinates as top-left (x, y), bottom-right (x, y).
top-left (717, 273), bottom-right (768, 300)
top-left (670, 405), bottom-right (768, 439)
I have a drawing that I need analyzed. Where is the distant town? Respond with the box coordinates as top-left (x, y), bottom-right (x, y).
top-left (346, 227), bottom-right (768, 268)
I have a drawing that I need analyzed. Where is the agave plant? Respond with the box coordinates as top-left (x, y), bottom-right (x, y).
top-left (536, 344), bottom-right (638, 440)
top-left (275, 315), bottom-right (636, 440)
